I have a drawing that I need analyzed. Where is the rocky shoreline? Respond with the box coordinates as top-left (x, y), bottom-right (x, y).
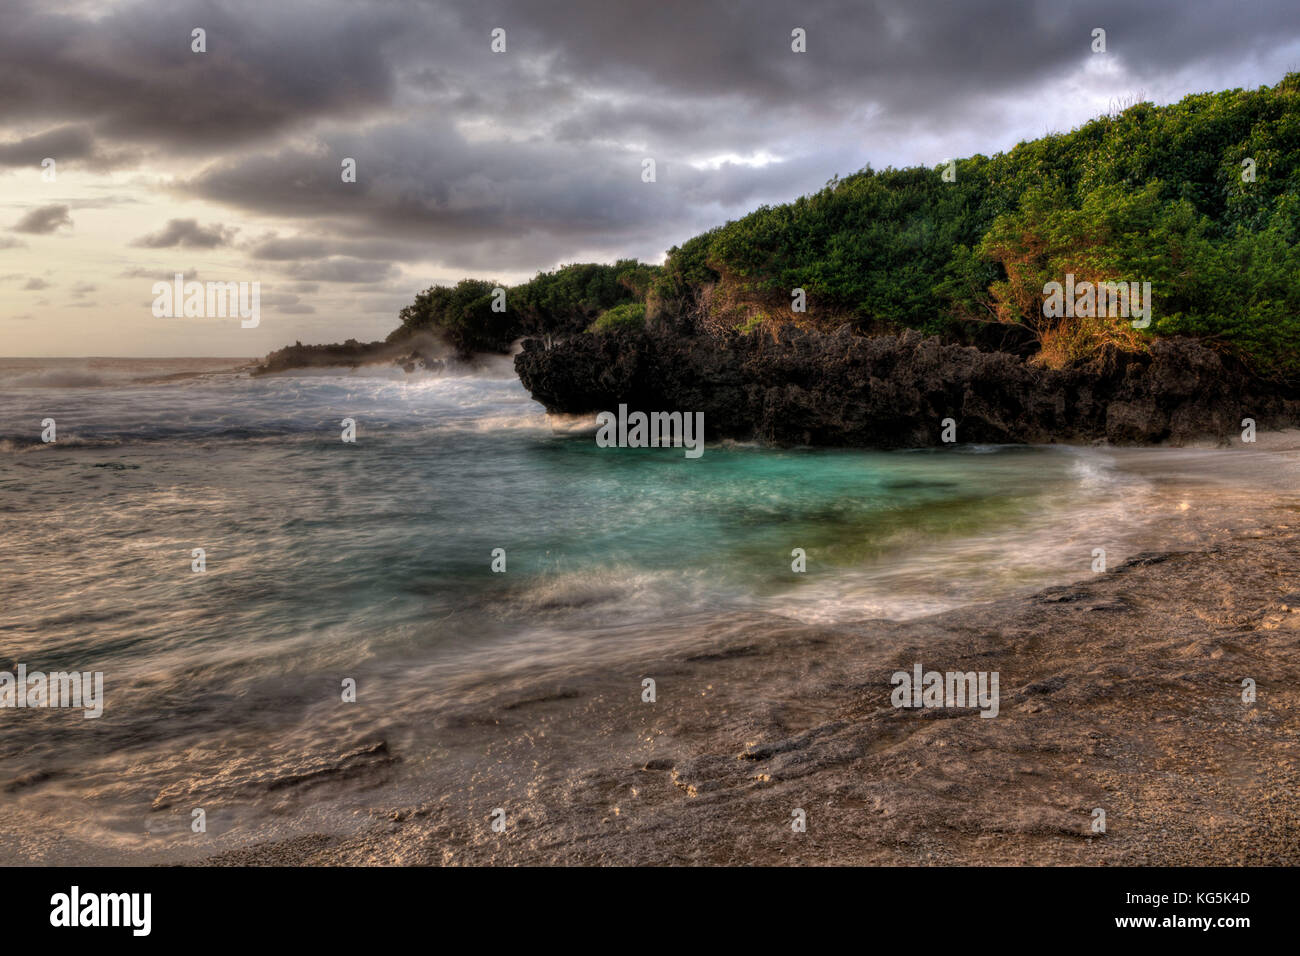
top-left (252, 336), bottom-right (448, 376)
top-left (254, 322), bottom-right (1300, 450)
top-left (515, 326), bottom-right (1300, 447)
top-left (201, 442), bottom-right (1300, 866)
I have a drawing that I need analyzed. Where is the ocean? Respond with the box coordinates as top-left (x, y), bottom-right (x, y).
top-left (1, 356), bottom-right (1293, 862)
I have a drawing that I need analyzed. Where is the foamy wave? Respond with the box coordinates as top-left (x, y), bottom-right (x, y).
top-left (0, 360), bottom-right (548, 448)
top-left (504, 565), bottom-right (729, 624)
top-left (468, 412), bottom-right (550, 432)
top-left (545, 412), bottom-right (598, 436)
top-left (0, 438), bottom-right (48, 454)
top-left (512, 573), bottom-right (634, 613)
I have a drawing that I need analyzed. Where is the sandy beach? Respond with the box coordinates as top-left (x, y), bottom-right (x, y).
top-left (196, 435), bottom-right (1300, 866)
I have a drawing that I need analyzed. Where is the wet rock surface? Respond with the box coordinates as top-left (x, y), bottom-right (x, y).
top-left (207, 509), bottom-right (1300, 866)
top-left (515, 327), bottom-right (1300, 447)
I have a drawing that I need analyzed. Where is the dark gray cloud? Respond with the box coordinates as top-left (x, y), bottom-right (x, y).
top-left (470, 0), bottom-right (1300, 130)
top-left (4, 0), bottom-right (1300, 291)
top-left (0, 125), bottom-right (94, 167)
top-left (132, 219), bottom-right (233, 248)
top-left (8, 1), bottom-right (1299, 154)
top-left (183, 120), bottom-right (846, 269)
top-left (23, 277), bottom-right (49, 290)
top-left (246, 234), bottom-right (415, 262)
top-left (12, 204), bottom-right (72, 234)
top-left (0, 0), bottom-right (403, 153)
top-left (0, 125), bottom-right (137, 172)
top-left (279, 257), bottom-right (400, 283)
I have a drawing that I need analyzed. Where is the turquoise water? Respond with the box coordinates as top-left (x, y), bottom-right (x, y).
top-left (0, 356), bottom-right (1268, 858)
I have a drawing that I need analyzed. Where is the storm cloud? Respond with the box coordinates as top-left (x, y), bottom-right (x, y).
top-left (3, 0), bottom-right (1299, 350)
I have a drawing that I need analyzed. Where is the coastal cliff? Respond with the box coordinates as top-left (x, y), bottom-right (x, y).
top-left (515, 325), bottom-right (1300, 447)
top-left (261, 77), bottom-right (1300, 447)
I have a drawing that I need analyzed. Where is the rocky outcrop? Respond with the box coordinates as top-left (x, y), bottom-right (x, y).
top-left (514, 325), bottom-right (1300, 446)
top-left (253, 334), bottom-right (447, 376)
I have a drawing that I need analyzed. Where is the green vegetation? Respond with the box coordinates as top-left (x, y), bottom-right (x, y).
top-left (392, 261), bottom-right (656, 354)
top-left (399, 75), bottom-right (1300, 378)
top-left (588, 301), bottom-right (646, 333)
top-left (391, 279), bottom-right (515, 354)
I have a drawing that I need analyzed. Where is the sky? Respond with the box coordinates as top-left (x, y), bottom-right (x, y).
top-left (1, 0), bottom-right (1298, 357)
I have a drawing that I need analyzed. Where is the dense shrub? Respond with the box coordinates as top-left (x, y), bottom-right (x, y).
top-left (588, 302), bottom-right (646, 333)
top-left (398, 74), bottom-right (1300, 378)
top-left (660, 73), bottom-right (1300, 377)
top-left (395, 261), bottom-right (658, 354)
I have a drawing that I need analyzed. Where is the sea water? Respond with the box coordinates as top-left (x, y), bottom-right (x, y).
top-left (1, 356), bottom-right (1294, 860)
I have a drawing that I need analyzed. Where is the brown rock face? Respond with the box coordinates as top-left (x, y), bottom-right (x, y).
top-left (515, 326), bottom-right (1300, 447)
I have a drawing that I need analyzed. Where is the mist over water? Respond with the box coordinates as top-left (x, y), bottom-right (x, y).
top-left (1, 357), bottom-right (1293, 861)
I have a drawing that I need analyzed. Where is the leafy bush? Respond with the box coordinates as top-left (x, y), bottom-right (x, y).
top-left (397, 74), bottom-right (1300, 378)
top-left (395, 279), bottom-right (512, 355)
top-left (395, 261), bottom-right (658, 354)
top-left (588, 302), bottom-right (646, 333)
top-left (666, 76), bottom-right (1300, 372)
